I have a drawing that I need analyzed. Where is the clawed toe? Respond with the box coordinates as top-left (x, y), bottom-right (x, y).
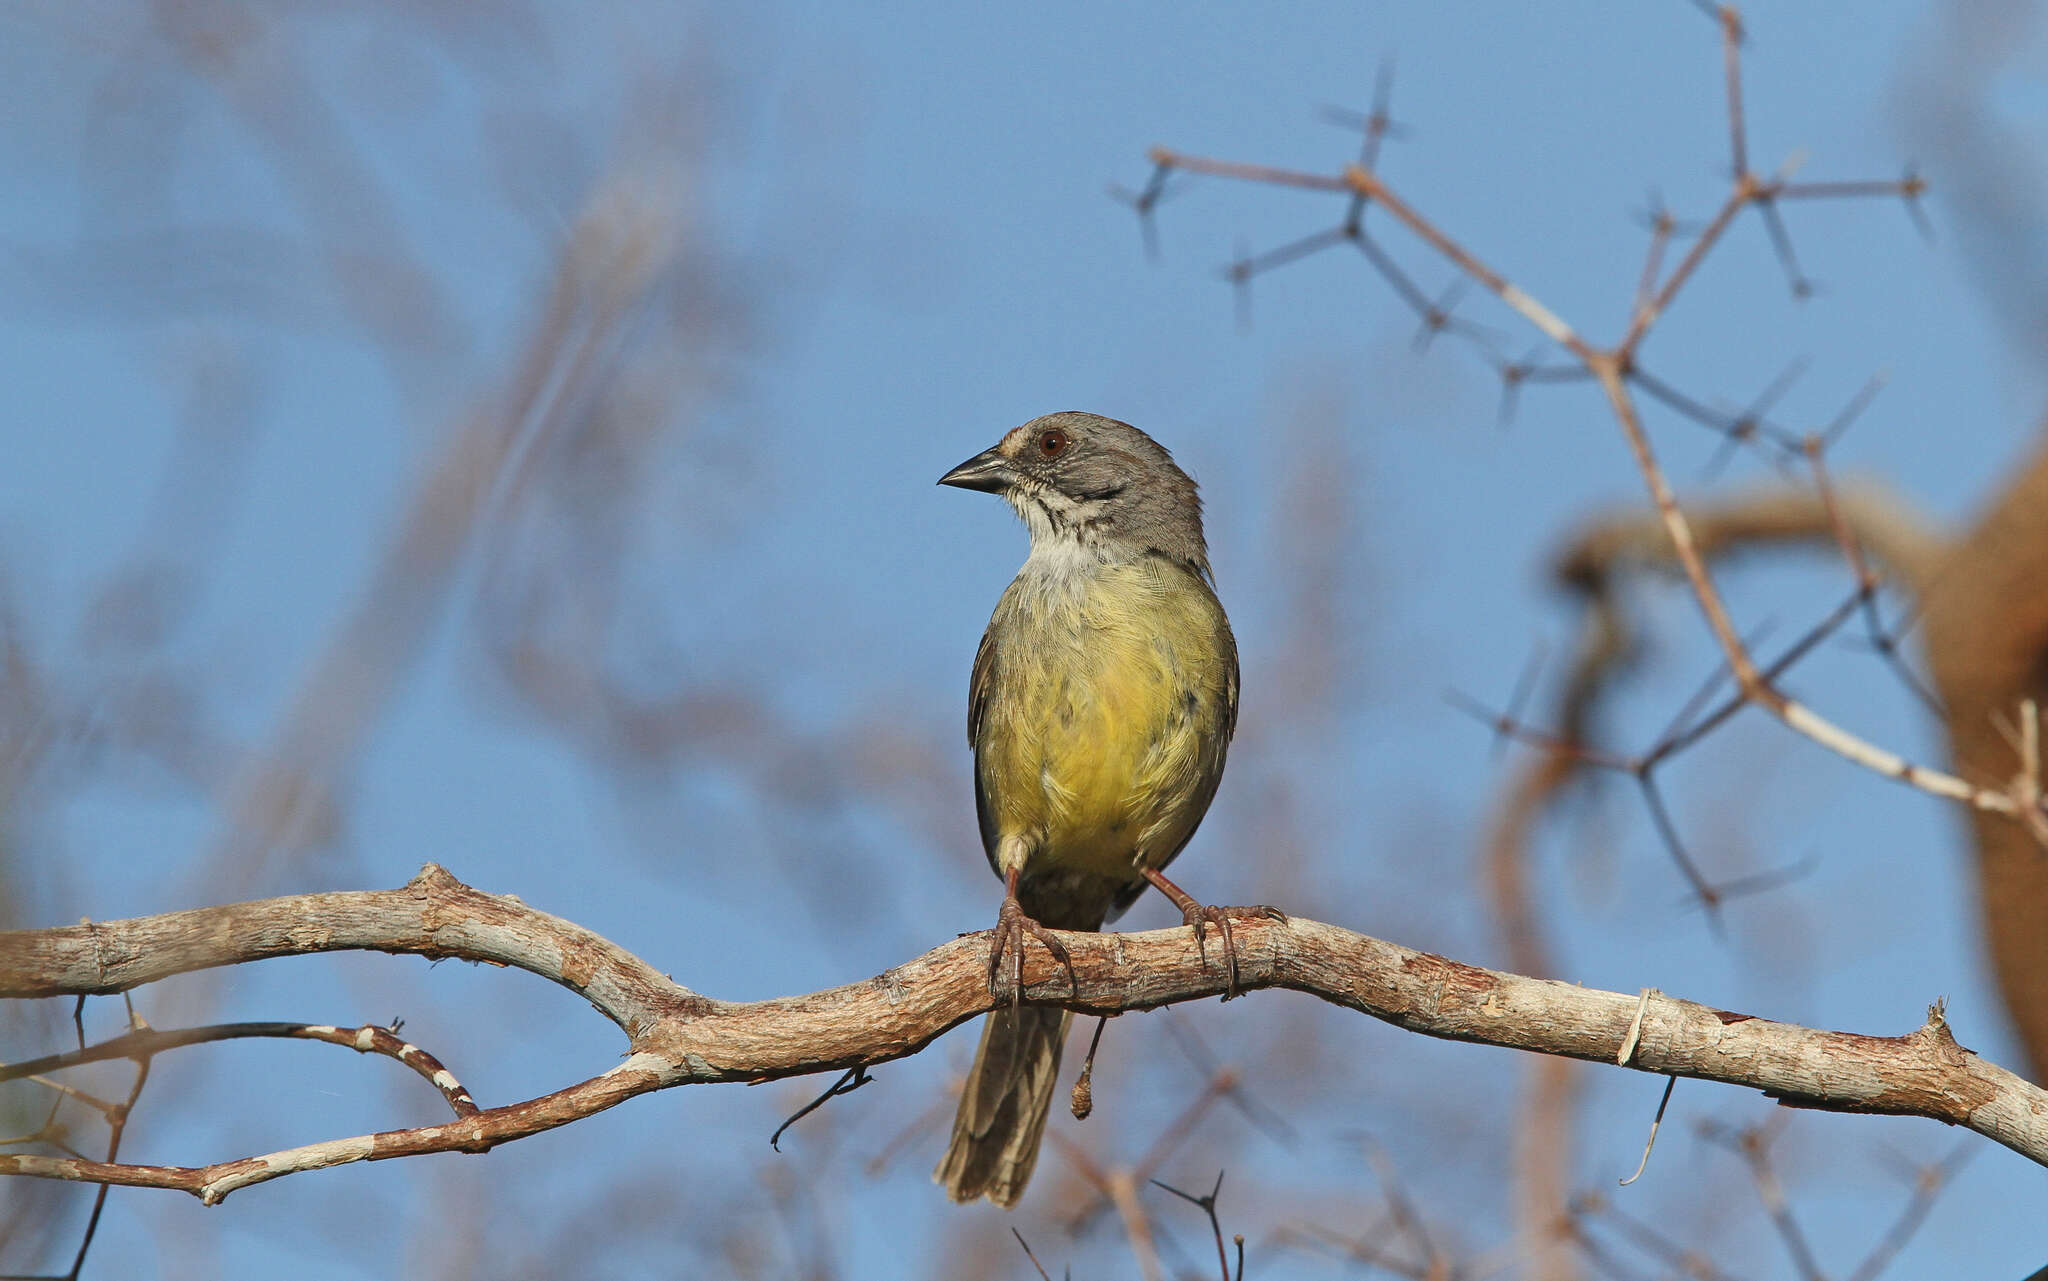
top-left (986, 896), bottom-right (1077, 1005)
top-left (1180, 902), bottom-right (1286, 1001)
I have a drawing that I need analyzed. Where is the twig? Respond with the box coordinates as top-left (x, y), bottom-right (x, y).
top-left (2, 1021), bottom-right (478, 1118)
top-left (1617, 1075), bottom-right (1678, 1187)
top-left (1699, 1119), bottom-right (1826, 1281)
top-left (766, 1065), bottom-right (871, 1151)
top-left (1150, 1170), bottom-right (1235, 1281)
top-left (1011, 1228), bottom-right (1057, 1281)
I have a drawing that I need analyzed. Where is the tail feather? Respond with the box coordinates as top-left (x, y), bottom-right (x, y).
top-left (934, 1004), bottom-right (1071, 1206)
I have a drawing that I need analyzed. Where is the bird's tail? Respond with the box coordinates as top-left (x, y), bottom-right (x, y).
top-left (934, 1003), bottom-right (1072, 1206)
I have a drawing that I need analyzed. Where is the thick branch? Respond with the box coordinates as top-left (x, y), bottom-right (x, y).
top-left (2, 866), bottom-right (2044, 1203)
top-left (1556, 481), bottom-right (1946, 603)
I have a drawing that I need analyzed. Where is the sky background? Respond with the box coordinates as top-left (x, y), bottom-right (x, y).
top-left (3, 2), bottom-right (2045, 1277)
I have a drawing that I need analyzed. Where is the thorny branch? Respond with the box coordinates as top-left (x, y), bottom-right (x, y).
top-left (1, 865), bottom-right (2044, 1207)
top-left (1136, 8), bottom-right (2028, 844)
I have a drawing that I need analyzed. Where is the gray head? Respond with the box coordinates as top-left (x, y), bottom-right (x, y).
top-left (938, 411), bottom-right (1210, 576)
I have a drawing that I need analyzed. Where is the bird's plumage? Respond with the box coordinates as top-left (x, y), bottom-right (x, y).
top-left (970, 554), bottom-right (1236, 920)
top-left (935, 412), bottom-right (1238, 1206)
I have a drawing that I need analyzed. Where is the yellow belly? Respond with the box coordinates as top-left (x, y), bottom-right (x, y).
top-left (973, 555), bottom-right (1236, 887)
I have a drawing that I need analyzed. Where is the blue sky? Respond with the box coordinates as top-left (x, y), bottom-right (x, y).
top-left (3, 3), bottom-right (2043, 1277)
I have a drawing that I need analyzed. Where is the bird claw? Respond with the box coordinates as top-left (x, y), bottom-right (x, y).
top-left (986, 895), bottom-right (1077, 1006)
top-left (1180, 903), bottom-right (1287, 1000)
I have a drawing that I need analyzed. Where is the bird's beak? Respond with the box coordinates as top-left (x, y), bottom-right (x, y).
top-left (937, 447), bottom-right (1015, 493)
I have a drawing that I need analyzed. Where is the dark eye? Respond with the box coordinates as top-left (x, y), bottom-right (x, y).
top-left (1038, 429), bottom-right (1069, 457)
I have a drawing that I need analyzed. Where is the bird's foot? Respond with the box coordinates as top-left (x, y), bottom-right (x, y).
top-left (1177, 903), bottom-right (1289, 1000)
top-left (986, 894), bottom-right (1077, 1006)
top-left (1141, 867), bottom-right (1285, 1000)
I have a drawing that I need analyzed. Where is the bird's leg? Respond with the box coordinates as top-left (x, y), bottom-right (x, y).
top-left (986, 867), bottom-right (1077, 1006)
top-left (1139, 867), bottom-right (1287, 1000)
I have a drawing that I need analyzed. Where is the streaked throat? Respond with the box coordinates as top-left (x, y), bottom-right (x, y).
top-left (1008, 487), bottom-right (1115, 592)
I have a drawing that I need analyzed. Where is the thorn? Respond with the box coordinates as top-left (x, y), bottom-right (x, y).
top-left (1319, 57), bottom-right (1409, 171)
top-left (1702, 356), bottom-right (1810, 478)
top-left (1499, 640), bottom-right (1550, 762)
top-left (1226, 235), bottom-right (1253, 332)
top-left (1412, 278), bottom-right (1469, 351)
top-left (1900, 163), bottom-right (1935, 243)
top-left (1632, 188), bottom-right (1704, 237)
top-left (1754, 197), bottom-right (1814, 300)
top-left (1818, 372), bottom-right (1886, 449)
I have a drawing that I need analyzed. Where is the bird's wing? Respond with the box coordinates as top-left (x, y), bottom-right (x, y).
top-left (968, 618), bottom-right (998, 748)
top-left (1223, 604), bottom-right (1240, 742)
top-left (968, 616), bottom-right (1002, 866)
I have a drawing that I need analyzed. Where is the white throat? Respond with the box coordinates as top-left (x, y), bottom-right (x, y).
top-left (1008, 487), bottom-right (1112, 595)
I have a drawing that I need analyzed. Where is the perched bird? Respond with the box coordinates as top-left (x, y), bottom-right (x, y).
top-left (934, 411), bottom-right (1267, 1207)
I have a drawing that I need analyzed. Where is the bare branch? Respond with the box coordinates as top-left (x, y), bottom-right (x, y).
top-left (1141, 25), bottom-right (1990, 844)
top-left (1, 1021), bottom-right (479, 1118)
top-left (1, 867), bottom-right (2044, 1206)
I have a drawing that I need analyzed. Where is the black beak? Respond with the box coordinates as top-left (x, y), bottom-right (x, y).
top-left (937, 447), bottom-right (1014, 493)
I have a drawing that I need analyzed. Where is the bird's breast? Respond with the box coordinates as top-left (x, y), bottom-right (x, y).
top-left (975, 555), bottom-right (1235, 884)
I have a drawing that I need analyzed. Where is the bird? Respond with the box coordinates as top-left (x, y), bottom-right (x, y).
top-left (933, 410), bottom-right (1272, 1207)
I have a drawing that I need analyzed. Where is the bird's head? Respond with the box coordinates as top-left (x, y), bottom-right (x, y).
top-left (938, 412), bottom-right (1210, 574)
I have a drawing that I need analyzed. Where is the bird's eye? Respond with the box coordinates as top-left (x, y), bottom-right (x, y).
top-left (1038, 429), bottom-right (1069, 457)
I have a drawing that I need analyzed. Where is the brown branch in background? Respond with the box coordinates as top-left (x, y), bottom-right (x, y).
top-left (156, 8), bottom-right (465, 388)
top-left (1567, 1189), bottom-right (1746, 1281)
top-left (2, 865), bottom-right (2046, 1207)
top-left (1483, 644), bottom-right (1610, 1281)
top-left (1040, 1012), bottom-right (1292, 1271)
top-left (1142, 11), bottom-right (2008, 842)
top-left (1891, 0), bottom-right (2048, 1082)
top-left (1134, 1), bottom-right (2048, 1252)
top-left (1045, 1076), bottom-right (1235, 1280)
top-left (1145, 0), bottom-right (2048, 1102)
top-left (1434, 471), bottom-right (1948, 1281)
top-left (1165, 136), bottom-right (1973, 815)
top-left (1554, 482), bottom-right (1944, 601)
top-left (1923, 439), bottom-right (2048, 1078)
top-left (1458, 479), bottom-right (1945, 891)
top-left (1841, 1142), bottom-right (1973, 1281)
top-left (1459, 487), bottom-right (1922, 1275)
top-left (2, 9), bottom-right (2040, 1275)
top-left (1269, 1213), bottom-right (1433, 1280)
top-left (196, 164), bottom-right (699, 901)
top-left (1355, 1137), bottom-right (1451, 1279)
top-left (1047, 1130), bottom-right (1165, 1281)
top-left (0, 19), bottom-right (770, 1268)
top-left (1698, 1118), bottom-right (1826, 1281)
top-left (1573, 1116), bottom-right (1969, 1281)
